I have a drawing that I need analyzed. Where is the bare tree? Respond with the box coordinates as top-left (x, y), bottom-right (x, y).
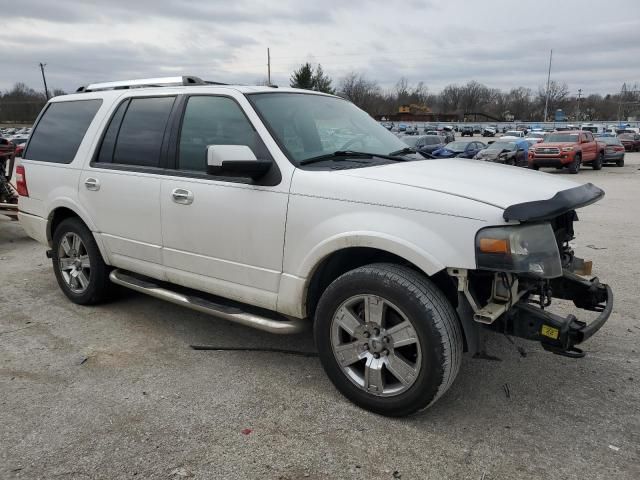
top-left (338, 72), bottom-right (381, 113)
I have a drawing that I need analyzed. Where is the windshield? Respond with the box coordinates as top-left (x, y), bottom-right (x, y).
top-left (486, 142), bottom-right (516, 151)
top-left (249, 93), bottom-right (408, 163)
top-left (527, 133), bottom-right (545, 138)
top-left (423, 136), bottom-right (443, 145)
top-left (401, 136), bottom-right (420, 147)
top-left (505, 131), bottom-right (521, 136)
top-left (600, 137), bottom-right (621, 145)
top-left (444, 141), bottom-right (469, 152)
top-left (545, 133), bottom-right (579, 142)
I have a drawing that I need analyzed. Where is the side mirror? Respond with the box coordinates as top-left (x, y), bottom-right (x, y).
top-left (206, 145), bottom-right (272, 179)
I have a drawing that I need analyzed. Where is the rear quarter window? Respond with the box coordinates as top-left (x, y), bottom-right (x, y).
top-left (24, 99), bottom-right (102, 163)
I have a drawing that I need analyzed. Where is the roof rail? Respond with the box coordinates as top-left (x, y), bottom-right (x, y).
top-left (76, 76), bottom-right (216, 93)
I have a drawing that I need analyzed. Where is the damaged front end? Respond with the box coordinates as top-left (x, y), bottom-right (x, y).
top-left (451, 183), bottom-right (612, 358)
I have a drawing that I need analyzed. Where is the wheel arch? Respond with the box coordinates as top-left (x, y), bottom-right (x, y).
top-left (47, 205), bottom-right (111, 265)
top-left (304, 246), bottom-right (458, 324)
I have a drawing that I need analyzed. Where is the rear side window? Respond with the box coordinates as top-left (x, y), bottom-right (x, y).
top-left (24, 99), bottom-right (102, 163)
top-left (96, 96), bottom-right (175, 168)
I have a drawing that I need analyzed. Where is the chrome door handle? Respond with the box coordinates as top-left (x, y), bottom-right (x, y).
top-left (84, 178), bottom-right (100, 191)
top-left (171, 188), bottom-right (194, 205)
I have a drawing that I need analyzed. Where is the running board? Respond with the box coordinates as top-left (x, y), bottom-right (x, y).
top-left (109, 269), bottom-right (307, 335)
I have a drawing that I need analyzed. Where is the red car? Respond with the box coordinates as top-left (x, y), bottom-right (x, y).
top-left (618, 133), bottom-right (640, 152)
top-left (529, 130), bottom-right (605, 174)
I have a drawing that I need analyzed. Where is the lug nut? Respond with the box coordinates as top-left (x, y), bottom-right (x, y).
top-left (382, 349), bottom-right (389, 356)
top-left (363, 344), bottom-right (369, 350)
top-left (363, 331), bottom-right (370, 338)
top-left (373, 328), bottom-right (380, 336)
top-left (382, 336), bottom-right (389, 343)
top-left (373, 353), bottom-right (380, 359)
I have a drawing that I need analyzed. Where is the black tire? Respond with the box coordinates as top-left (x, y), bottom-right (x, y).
top-left (314, 263), bottom-right (463, 417)
top-left (52, 217), bottom-right (114, 305)
top-left (568, 154), bottom-right (581, 174)
top-left (530, 164), bottom-right (540, 170)
top-left (616, 158), bottom-right (624, 167)
top-left (592, 152), bottom-right (603, 170)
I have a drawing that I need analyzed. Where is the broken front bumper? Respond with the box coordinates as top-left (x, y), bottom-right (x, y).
top-left (505, 271), bottom-right (613, 357)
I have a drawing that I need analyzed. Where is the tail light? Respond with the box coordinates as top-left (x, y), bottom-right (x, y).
top-left (15, 165), bottom-right (29, 197)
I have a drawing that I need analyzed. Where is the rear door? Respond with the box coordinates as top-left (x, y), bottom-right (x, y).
top-left (79, 95), bottom-right (176, 279)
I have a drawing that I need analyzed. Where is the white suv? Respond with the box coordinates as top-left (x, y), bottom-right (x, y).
top-left (18, 76), bottom-right (612, 416)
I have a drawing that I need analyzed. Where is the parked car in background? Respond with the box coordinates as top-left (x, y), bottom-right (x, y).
top-left (482, 127), bottom-right (496, 137)
top-left (503, 130), bottom-right (525, 138)
top-left (461, 126), bottom-right (474, 137)
top-left (401, 134), bottom-right (447, 156)
top-left (472, 125), bottom-right (482, 134)
top-left (596, 136), bottom-right (625, 166)
top-left (430, 140), bottom-right (486, 159)
top-left (529, 131), bottom-right (605, 174)
top-left (618, 133), bottom-right (640, 152)
top-left (525, 132), bottom-right (546, 142)
top-left (474, 140), bottom-right (528, 167)
top-left (12, 137), bottom-right (29, 157)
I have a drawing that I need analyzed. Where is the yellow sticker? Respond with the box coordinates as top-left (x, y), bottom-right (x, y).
top-left (541, 325), bottom-right (559, 340)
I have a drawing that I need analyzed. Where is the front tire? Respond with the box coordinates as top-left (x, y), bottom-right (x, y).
top-left (52, 217), bottom-right (114, 305)
top-left (568, 154), bottom-right (581, 174)
top-left (314, 263), bottom-right (463, 417)
top-left (616, 158), bottom-right (624, 167)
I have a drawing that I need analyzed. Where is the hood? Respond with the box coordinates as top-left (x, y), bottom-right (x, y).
top-left (334, 158), bottom-right (581, 210)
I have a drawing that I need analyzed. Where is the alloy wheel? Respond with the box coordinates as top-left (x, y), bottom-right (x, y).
top-left (58, 232), bottom-right (91, 293)
top-left (331, 294), bottom-right (422, 397)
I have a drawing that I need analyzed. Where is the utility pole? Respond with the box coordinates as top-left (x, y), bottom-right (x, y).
top-left (576, 88), bottom-right (582, 121)
top-left (39, 62), bottom-right (50, 100)
top-left (543, 49), bottom-right (553, 122)
top-left (267, 48), bottom-right (271, 86)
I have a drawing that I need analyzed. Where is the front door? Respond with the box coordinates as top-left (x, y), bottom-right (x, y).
top-left (159, 95), bottom-right (289, 310)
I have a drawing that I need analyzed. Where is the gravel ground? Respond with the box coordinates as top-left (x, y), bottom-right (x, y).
top-left (1, 150), bottom-right (639, 480)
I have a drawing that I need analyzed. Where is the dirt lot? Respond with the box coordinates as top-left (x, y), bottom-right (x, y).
top-left (1, 152), bottom-right (639, 480)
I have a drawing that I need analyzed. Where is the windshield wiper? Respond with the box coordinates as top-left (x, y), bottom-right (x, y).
top-left (388, 146), bottom-right (416, 156)
top-left (300, 150), bottom-right (407, 166)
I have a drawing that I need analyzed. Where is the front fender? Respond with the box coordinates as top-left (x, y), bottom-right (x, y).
top-left (299, 231), bottom-right (446, 280)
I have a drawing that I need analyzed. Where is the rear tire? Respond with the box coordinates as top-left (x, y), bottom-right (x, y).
top-left (530, 164), bottom-right (540, 170)
top-left (52, 217), bottom-right (114, 305)
top-left (314, 263), bottom-right (463, 417)
top-left (568, 154), bottom-right (581, 174)
top-left (616, 158), bottom-right (624, 167)
top-left (592, 152), bottom-right (603, 170)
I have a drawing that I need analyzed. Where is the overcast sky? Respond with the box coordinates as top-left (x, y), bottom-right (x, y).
top-left (3, 0), bottom-right (640, 96)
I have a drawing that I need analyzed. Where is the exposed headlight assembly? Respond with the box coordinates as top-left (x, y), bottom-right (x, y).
top-left (475, 223), bottom-right (562, 278)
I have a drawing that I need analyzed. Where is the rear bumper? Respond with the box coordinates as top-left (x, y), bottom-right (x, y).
top-left (18, 211), bottom-right (49, 245)
top-left (604, 152), bottom-right (624, 161)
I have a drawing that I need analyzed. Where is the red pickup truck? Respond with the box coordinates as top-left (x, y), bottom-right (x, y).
top-left (529, 130), bottom-right (605, 174)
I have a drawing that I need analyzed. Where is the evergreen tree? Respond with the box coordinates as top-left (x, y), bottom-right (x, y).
top-left (290, 63), bottom-right (314, 90)
top-left (312, 64), bottom-right (334, 94)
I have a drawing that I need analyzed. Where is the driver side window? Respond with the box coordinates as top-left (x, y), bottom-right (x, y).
top-left (178, 96), bottom-right (269, 172)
